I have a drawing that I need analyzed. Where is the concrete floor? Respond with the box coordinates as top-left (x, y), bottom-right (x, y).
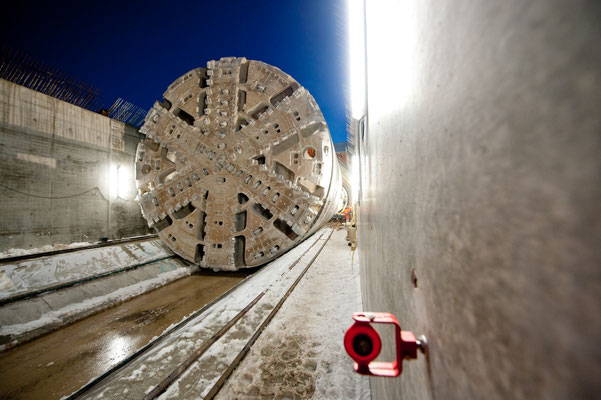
top-left (76, 230), bottom-right (331, 399)
top-left (60, 226), bottom-right (367, 399)
top-left (215, 227), bottom-right (368, 400)
top-left (0, 270), bottom-right (251, 400)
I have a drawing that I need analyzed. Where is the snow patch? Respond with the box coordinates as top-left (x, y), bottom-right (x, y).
top-left (0, 242), bottom-right (92, 258)
top-left (73, 229), bottom-right (369, 399)
top-left (0, 265), bottom-right (196, 339)
top-left (215, 228), bottom-right (369, 399)
top-left (0, 239), bottom-right (172, 300)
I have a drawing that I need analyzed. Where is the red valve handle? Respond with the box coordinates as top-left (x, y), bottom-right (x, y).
top-left (344, 312), bottom-right (421, 377)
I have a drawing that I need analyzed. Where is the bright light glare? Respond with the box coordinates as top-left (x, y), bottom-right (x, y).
top-left (95, 335), bottom-right (131, 374)
top-left (108, 164), bottom-right (133, 200)
top-left (347, 0), bottom-right (366, 120)
top-left (117, 165), bottom-right (131, 199)
top-left (365, 0), bottom-right (417, 117)
top-left (107, 336), bottom-right (129, 363)
top-left (108, 164), bottom-right (119, 201)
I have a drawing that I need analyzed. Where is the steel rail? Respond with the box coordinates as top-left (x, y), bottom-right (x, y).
top-left (0, 254), bottom-right (175, 306)
top-left (0, 234), bottom-right (158, 265)
top-left (143, 292), bottom-right (266, 400)
top-left (64, 266), bottom-right (261, 400)
top-left (67, 230), bottom-right (327, 399)
top-left (144, 229), bottom-right (329, 399)
top-left (203, 229), bottom-right (334, 399)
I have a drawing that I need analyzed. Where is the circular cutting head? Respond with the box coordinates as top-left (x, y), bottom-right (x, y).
top-left (135, 57), bottom-right (341, 270)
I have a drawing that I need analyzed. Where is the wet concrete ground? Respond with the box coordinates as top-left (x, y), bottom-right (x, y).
top-left (0, 270), bottom-right (252, 400)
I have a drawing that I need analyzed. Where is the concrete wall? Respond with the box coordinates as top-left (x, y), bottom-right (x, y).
top-left (0, 79), bottom-right (149, 251)
top-left (356, 1), bottom-right (601, 399)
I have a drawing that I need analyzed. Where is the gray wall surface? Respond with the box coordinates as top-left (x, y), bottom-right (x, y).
top-left (356, 1), bottom-right (601, 399)
top-left (0, 79), bottom-right (148, 252)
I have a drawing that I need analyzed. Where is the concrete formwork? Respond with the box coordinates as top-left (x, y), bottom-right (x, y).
top-left (355, 1), bottom-right (601, 399)
top-left (0, 79), bottom-right (148, 251)
top-left (136, 58), bottom-right (342, 270)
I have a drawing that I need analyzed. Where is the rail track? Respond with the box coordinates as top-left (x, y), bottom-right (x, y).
top-left (67, 228), bottom-right (333, 400)
top-left (0, 234), bottom-right (186, 353)
top-left (0, 234), bottom-right (158, 265)
top-left (0, 253), bottom-right (175, 306)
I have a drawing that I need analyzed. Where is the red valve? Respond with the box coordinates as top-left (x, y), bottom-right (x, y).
top-left (344, 312), bottom-right (426, 377)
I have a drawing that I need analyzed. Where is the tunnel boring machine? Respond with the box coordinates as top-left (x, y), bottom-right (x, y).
top-left (135, 57), bottom-right (342, 270)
